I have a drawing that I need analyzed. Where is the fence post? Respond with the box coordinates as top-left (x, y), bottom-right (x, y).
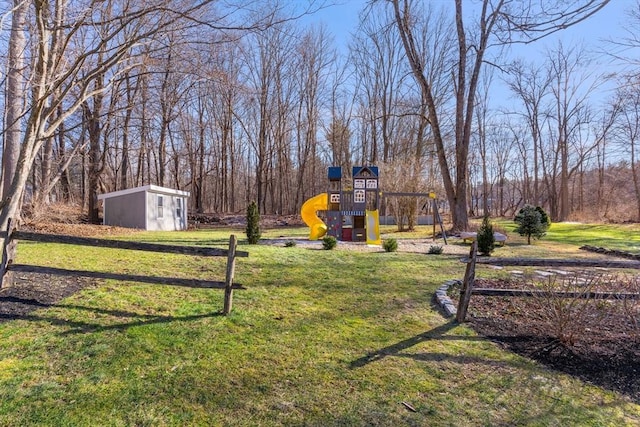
top-left (223, 234), bottom-right (237, 315)
top-left (456, 240), bottom-right (477, 323)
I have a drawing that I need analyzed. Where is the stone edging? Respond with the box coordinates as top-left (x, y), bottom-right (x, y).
top-left (434, 280), bottom-right (460, 317)
top-left (580, 245), bottom-right (640, 261)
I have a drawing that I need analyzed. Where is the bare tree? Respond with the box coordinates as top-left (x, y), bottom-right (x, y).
top-left (505, 60), bottom-right (553, 207)
top-left (242, 18), bottom-right (300, 213)
top-left (544, 43), bottom-right (599, 221)
top-left (295, 26), bottom-right (335, 207)
top-left (591, 102), bottom-right (621, 219)
top-left (489, 123), bottom-right (516, 216)
top-left (390, 0), bottom-right (610, 231)
top-left (351, 4), bottom-right (417, 164)
top-left (119, 72), bottom-right (141, 191)
top-left (326, 119), bottom-right (352, 173)
top-left (612, 78), bottom-right (640, 220)
top-left (605, 0), bottom-right (640, 78)
top-left (507, 118), bottom-right (532, 210)
top-left (473, 72), bottom-right (494, 216)
top-left (206, 38), bottom-right (247, 213)
top-left (0, 0), bottom-right (233, 284)
top-left (380, 158), bottom-right (428, 231)
top-left (1, 0), bottom-right (28, 201)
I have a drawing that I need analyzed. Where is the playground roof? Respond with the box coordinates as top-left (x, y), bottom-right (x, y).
top-left (353, 166), bottom-right (378, 177)
top-left (328, 167), bottom-right (342, 180)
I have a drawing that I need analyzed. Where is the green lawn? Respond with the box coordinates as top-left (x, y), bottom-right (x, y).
top-left (493, 219), bottom-right (640, 252)
top-left (0, 224), bottom-right (638, 426)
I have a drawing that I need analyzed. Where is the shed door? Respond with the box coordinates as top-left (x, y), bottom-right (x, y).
top-left (175, 197), bottom-right (184, 229)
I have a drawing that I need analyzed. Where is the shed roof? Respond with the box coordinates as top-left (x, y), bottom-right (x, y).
top-left (97, 185), bottom-right (190, 200)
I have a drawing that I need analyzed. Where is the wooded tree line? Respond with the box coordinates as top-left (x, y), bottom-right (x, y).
top-left (1, 0), bottom-right (639, 232)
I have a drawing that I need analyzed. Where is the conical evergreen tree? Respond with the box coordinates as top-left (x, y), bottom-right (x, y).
top-left (477, 215), bottom-right (495, 256)
top-left (246, 201), bottom-right (261, 244)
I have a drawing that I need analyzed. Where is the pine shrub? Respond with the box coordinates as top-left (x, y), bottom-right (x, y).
top-left (536, 206), bottom-right (551, 230)
top-left (322, 235), bottom-right (337, 250)
top-left (383, 238), bottom-right (398, 252)
top-left (477, 215), bottom-right (495, 256)
top-left (246, 201), bottom-right (261, 244)
top-left (428, 245), bottom-right (443, 255)
top-left (514, 204), bottom-right (549, 244)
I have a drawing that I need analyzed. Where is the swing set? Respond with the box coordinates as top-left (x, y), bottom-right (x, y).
top-left (381, 191), bottom-right (447, 244)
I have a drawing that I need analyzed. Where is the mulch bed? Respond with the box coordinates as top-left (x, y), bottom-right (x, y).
top-left (462, 278), bottom-right (640, 403)
top-left (0, 273), bottom-right (96, 322)
top-left (0, 221), bottom-right (121, 322)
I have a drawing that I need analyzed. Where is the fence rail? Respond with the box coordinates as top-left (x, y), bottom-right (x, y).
top-left (10, 231), bottom-right (249, 258)
top-left (1, 229), bottom-right (247, 315)
top-left (455, 242), bottom-right (640, 322)
top-left (462, 256), bottom-right (640, 269)
top-left (471, 288), bottom-right (640, 300)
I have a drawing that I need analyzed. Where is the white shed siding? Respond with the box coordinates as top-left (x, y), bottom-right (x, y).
top-left (98, 185), bottom-right (189, 231)
top-left (102, 191), bottom-right (147, 229)
top-left (146, 192), bottom-right (188, 231)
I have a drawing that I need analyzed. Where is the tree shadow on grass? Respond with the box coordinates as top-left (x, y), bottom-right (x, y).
top-left (351, 321), bottom-right (484, 368)
top-left (349, 321), bottom-right (535, 371)
top-left (0, 265), bottom-right (232, 334)
top-left (0, 296), bottom-right (49, 307)
top-left (1, 308), bottom-right (224, 335)
top-left (10, 264), bottom-right (245, 289)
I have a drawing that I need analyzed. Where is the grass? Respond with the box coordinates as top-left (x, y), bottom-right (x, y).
top-left (476, 219), bottom-right (640, 258)
top-left (545, 222), bottom-right (640, 252)
top-left (0, 225), bottom-right (638, 425)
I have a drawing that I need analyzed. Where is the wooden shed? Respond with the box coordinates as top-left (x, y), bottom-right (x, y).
top-left (97, 185), bottom-right (190, 231)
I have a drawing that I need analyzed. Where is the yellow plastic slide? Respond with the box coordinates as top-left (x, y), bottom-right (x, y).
top-left (366, 209), bottom-right (381, 245)
top-left (301, 193), bottom-right (328, 240)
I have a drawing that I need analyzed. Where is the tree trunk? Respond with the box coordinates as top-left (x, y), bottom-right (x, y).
top-left (85, 72), bottom-right (105, 225)
top-left (1, 0), bottom-right (27, 201)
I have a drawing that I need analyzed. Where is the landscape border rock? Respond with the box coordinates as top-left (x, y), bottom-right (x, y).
top-left (580, 244), bottom-right (640, 261)
top-left (434, 280), bottom-right (460, 317)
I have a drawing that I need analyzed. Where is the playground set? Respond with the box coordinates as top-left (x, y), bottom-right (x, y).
top-left (301, 166), bottom-right (382, 245)
top-left (301, 166), bottom-right (447, 245)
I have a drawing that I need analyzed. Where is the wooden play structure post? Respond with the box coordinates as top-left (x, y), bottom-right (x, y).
top-left (429, 192), bottom-right (447, 244)
top-left (431, 196), bottom-right (436, 241)
top-left (456, 240), bottom-right (477, 322)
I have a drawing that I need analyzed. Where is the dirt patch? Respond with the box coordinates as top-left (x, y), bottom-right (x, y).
top-left (459, 278), bottom-right (640, 403)
top-left (191, 213), bottom-right (302, 228)
top-left (0, 273), bottom-right (96, 322)
top-left (2, 209), bottom-right (130, 321)
top-left (24, 222), bottom-right (138, 237)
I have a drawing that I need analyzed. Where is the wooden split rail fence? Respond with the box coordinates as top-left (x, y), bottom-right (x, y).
top-left (456, 241), bottom-right (640, 322)
top-left (1, 229), bottom-right (248, 315)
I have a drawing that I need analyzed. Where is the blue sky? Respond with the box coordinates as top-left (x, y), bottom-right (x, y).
top-left (308, 0), bottom-right (634, 108)
top-left (310, 0), bottom-right (631, 51)
top-left (314, 0), bottom-right (364, 49)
